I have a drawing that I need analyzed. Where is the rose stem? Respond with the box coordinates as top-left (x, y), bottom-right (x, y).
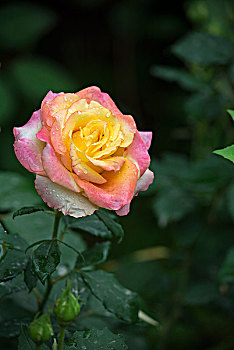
top-left (57, 326), bottom-right (66, 350)
top-left (38, 211), bottom-right (62, 313)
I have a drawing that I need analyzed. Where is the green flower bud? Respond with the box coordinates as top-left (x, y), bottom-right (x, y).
top-left (53, 281), bottom-right (80, 327)
top-left (29, 312), bottom-right (53, 345)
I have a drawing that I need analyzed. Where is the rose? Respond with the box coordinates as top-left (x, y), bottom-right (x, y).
top-left (13, 86), bottom-right (154, 218)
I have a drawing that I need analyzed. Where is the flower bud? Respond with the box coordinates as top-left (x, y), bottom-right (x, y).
top-left (53, 281), bottom-right (80, 327)
top-left (29, 312), bottom-right (53, 345)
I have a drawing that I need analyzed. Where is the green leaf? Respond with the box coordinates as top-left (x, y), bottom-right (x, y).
top-left (0, 172), bottom-right (41, 212)
top-left (227, 109), bottom-right (234, 122)
top-left (67, 209), bottom-right (124, 240)
top-left (151, 65), bottom-right (207, 91)
top-left (185, 92), bottom-right (223, 121)
top-left (18, 325), bottom-right (34, 350)
top-left (213, 144), bottom-right (234, 163)
top-left (96, 210), bottom-right (124, 241)
top-left (10, 56), bottom-right (77, 103)
top-left (0, 231), bottom-right (28, 251)
top-left (0, 3), bottom-right (57, 51)
top-left (13, 206), bottom-right (46, 219)
top-left (0, 274), bottom-right (26, 299)
top-left (64, 327), bottom-right (128, 350)
top-left (219, 247), bottom-right (234, 283)
top-left (153, 189), bottom-right (196, 227)
top-left (75, 242), bottom-right (111, 270)
top-left (0, 249), bottom-right (28, 282)
top-left (172, 32), bottom-right (234, 65)
top-left (82, 270), bottom-right (139, 323)
top-left (32, 240), bottom-right (61, 283)
top-left (24, 257), bottom-right (38, 292)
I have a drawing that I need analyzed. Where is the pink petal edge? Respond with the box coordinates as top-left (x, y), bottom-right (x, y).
top-left (126, 131), bottom-right (151, 177)
top-left (13, 110), bottom-right (45, 175)
top-left (139, 131), bottom-right (152, 150)
top-left (116, 169), bottom-right (154, 216)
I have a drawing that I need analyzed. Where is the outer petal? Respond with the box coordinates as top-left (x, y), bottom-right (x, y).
top-left (13, 110), bottom-right (45, 175)
top-left (76, 158), bottom-right (138, 210)
top-left (41, 91), bottom-right (63, 107)
top-left (116, 169), bottom-right (154, 216)
top-left (126, 131), bottom-right (151, 177)
top-left (139, 131), bottom-right (152, 150)
top-left (35, 175), bottom-right (97, 218)
top-left (41, 143), bottom-right (81, 193)
top-left (76, 86), bottom-right (136, 147)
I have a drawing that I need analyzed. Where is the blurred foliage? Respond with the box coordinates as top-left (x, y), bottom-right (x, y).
top-left (0, 0), bottom-right (234, 349)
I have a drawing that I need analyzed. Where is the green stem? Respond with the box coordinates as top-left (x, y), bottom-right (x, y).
top-left (52, 211), bottom-right (62, 240)
top-left (35, 345), bottom-right (40, 350)
top-left (58, 326), bottom-right (66, 350)
top-left (38, 276), bottom-right (53, 313)
top-left (38, 211), bottom-right (62, 313)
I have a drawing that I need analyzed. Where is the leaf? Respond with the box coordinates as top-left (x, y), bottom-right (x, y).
top-left (0, 172), bottom-right (41, 212)
top-left (82, 270), bottom-right (139, 323)
top-left (18, 325), bottom-right (34, 350)
top-left (75, 242), bottom-right (111, 270)
top-left (213, 144), bottom-right (234, 163)
top-left (0, 3), bottom-right (57, 51)
top-left (219, 247), bottom-right (234, 283)
top-left (172, 32), bottom-right (234, 65)
top-left (96, 210), bottom-right (124, 241)
top-left (0, 231), bottom-right (28, 251)
top-left (185, 92), bottom-right (223, 121)
top-left (32, 240), bottom-right (61, 283)
top-left (0, 249), bottom-right (28, 282)
top-left (24, 257), bottom-right (38, 292)
top-left (10, 56), bottom-right (77, 103)
top-left (227, 109), bottom-right (234, 122)
top-left (151, 65), bottom-right (207, 91)
top-left (67, 209), bottom-right (124, 240)
top-left (4, 211), bottom-right (54, 245)
top-left (13, 206), bottom-right (46, 219)
top-left (64, 327), bottom-right (128, 350)
top-left (153, 189), bottom-right (196, 227)
top-left (0, 274), bottom-right (26, 299)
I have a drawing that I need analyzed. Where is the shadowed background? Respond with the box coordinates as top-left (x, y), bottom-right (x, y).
top-left (1, 0), bottom-right (234, 349)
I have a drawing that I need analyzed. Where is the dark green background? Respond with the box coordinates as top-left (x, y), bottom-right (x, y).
top-left (1, 0), bottom-right (234, 349)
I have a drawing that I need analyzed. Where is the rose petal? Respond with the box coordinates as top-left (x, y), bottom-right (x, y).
top-left (76, 86), bottom-right (136, 147)
top-left (139, 131), bottom-right (152, 150)
top-left (86, 155), bottom-right (125, 172)
top-left (35, 175), bottom-right (97, 218)
top-left (41, 91), bottom-right (63, 107)
top-left (116, 169), bottom-right (154, 216)
top-left (13, 110), bottom-right (45, 175)
top-left (36, 126), bottom-right (51, 143)
top-left (126, 131), bottom-right (151, 177)
top-left (70, 142), bottom-right (107, 184)
top-left (42, 93), bottom-right (79, 128)
top-left (42, 143), bottom-right (81, 193)
top-left (76, 158), bottom-right (138, 210)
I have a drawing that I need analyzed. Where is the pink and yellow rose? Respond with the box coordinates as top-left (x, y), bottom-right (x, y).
top-left (13, 86), bottom-right (154, 218)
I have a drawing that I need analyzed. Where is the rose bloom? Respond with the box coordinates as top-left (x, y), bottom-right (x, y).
top-left (13, 86), bottom-right (154, 218)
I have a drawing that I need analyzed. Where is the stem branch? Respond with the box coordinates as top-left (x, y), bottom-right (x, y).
top-left (58, 326), bottom-right (66, 350)
top-left (37, 211), bottom-right (62, 313)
